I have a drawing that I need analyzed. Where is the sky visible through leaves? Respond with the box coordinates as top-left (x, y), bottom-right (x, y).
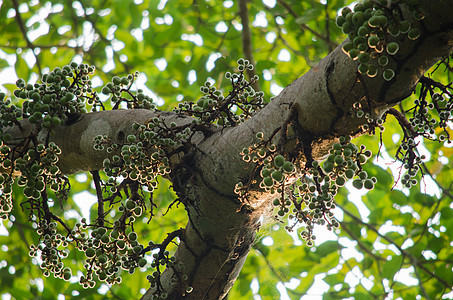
top-left (0, 0), bottom-right (452, 299)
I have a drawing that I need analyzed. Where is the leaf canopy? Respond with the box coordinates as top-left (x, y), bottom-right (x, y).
top-left (0, 0), bottom-right (452, 299)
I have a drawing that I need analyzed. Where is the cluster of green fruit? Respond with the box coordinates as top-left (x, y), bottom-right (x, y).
top-left (101, 73), bottom-right (155, 110)
top-left (95, 118), bottom-right (190, 192)
top-left (0, 142), bottom-right (14, 217)
top-left (0, 93), bottom-right (22, 131)
top-left (0, 63), bottom-right (103, 217)
top-left (398, 89), bottom-right (452, 188)
top-left (175, 59), bottom-right (265, 126)
top-left (29, 220), bottom-right (72, 282)
top-left (319, 137), bottom-right (375, 191)
top-left (259, 154), bottom-right (296, 214)
top-left (284, 136), bottom-right (374, 245)
top-left (336, 0), bottom-right (423, 80)
top-left (236, 131), bottom-right (294, 197)
top-left (287, 178), bottom-right (338, 246)
top-left (432, 93), bottom-right (453, 132)
top-left (352, 100), bottom-right (386, 134)
top-left (0, 141), bottom-right (66, 218)
top-left (16, 63), bottom-right (95, 125)
top-left (236, 133), bottom-right (375, 245)
top-left (146, 252), bottom-right (189, 299)
top-left (396, 137), bottom-right (424, 189)
top-left (410, 94), bottom-right (452, 140)
top-left (0, 62), bottom-right (171, 287)
top-left (78, 220), bottom-right (149, 287)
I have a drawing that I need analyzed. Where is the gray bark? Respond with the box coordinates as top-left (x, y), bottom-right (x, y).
top-left (5, 1), bottom-right (453, 299)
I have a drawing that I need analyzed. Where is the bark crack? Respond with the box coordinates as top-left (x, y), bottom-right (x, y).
top-left (325, 59), bottom-right (345, 131)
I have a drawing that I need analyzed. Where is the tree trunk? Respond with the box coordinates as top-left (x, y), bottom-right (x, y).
top-left (5, 1), bottom-right (453, 299)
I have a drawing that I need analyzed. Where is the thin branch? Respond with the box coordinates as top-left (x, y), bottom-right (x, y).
top-left (386, 107), bottom-right (416, 136)
top-left (0, 44), bottom-right (75, 50)
top-left (324, 0), bottom-right (333, 52)
top-left (11, 0), bottom-right (42, 76)
top-left (340, 205), bottom-right (452, 289)
top-left (91, 170), bottom-right (105, 226)
top-left (411, 256), bottom-right (431, 300)
top-left (238, 0), bottom-right (261, 92)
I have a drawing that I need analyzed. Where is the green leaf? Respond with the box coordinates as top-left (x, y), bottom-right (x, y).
top-left (315, 240), bottom-right (341, 257)
top-left (362, 257), bottom-right (373, 270)
top-left (382, 255), bottom-right (403, 280)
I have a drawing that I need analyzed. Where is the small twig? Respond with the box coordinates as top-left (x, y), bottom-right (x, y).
top-left (324, 0), bottom-right (333, 52)
top-left (91, 170), bottom-right (105, 226)
top-left (386, 107), bottom-right (416, 136)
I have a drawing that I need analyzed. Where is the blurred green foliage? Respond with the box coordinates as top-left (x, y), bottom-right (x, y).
top-left (0, 0), bottom-right (452, 299)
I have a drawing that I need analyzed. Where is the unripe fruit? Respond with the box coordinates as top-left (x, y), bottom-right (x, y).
top-left (352, 179), bottom-right (363, 189)
top-left (342, 42), bottom-right (353, 54)
top-left (364, 179), bottom-right (374, 189)
top-left (336, 177), bottom-right (346, 186)
top-left (367, 64), bottom-right (378, 77)
top-left (63, 272), bottom-right (71, 281)
top-left (272, 170), bottom-right (283, 182)
top-left (386, 42), bottom-right (399, 55)
top-left (345, 169), bottom-right (355, 179)
top-left (128, 232), bottom-right (137, 241)
top-left (323, 162), bottom-right (334, 173)
top-left (98, 255), bottom-right (108, 264)
top-left (367, 36), bottom-right (379, 48)
top-left (358, 53), bottom-right (370, 64)
top-left (117, 240), bottom-right (125, 249)
top-left (274, 155), bottom-right (285, 168)
top-left (282, 161), bottom-right (295, 173)
top-left (138, 258), bottom-right (147, 267)
top-left (342, 22), bottom-right (353, 34)
top-left (378, 55), bottom-right (389, 66)
top-left (368, 16), bottom-right (380, 28)
top-left (408, 28), bottom-right (421, 40)
top-left (263, 177), bottom-right (273, 187)
top-left (261, 168), bottom-right (271, 177)
top-left (336, 15), bottom-right (346, 27)
top-left (383, 69), bottom-right (395, 81)
top-left (51, 116), bottom-right (61, 126)
top-left (125, 200), bottom-right (135, 210)
top-left (341, 7), bottom-right (352, 17)
top-left (348, 49), bottom-right (359, 60)
top-left (353, 3), bottom-right (364, 12)
top-left (357, 26), bottom-right (369, 37)
top-left (86, 248), bottom-right (95, 258)
top-left (352, 12), bottom-right (365, 26)
top-left (399, 20), bottom-right (411, 33)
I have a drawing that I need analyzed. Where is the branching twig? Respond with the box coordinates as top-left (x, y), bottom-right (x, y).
top-left (340, 205), bottom-right (452, 289)
top-left (386, 107), bottom-right (416, 137)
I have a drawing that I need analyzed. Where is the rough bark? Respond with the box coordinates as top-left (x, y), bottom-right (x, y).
top-left (5, 1), bottom-right (453, 299)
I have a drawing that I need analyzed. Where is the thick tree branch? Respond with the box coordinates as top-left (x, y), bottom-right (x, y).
top-left (5, 1), bottom-right (453, 299)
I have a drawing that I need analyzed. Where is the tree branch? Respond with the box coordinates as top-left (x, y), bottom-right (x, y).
top-left (11, 0), bottom-right (42, 76)
top-left (238, 0), bottom-right (260, 92)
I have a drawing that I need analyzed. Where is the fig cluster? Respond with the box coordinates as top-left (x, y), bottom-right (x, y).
top-left (283, 136), bottom-right (373, 245)
top-left (175, 59), bottom-right (265, 126)
top-left (101, 72), bottom-right (155, 110)
top-left (337, 0), bottom-right (423, 80)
